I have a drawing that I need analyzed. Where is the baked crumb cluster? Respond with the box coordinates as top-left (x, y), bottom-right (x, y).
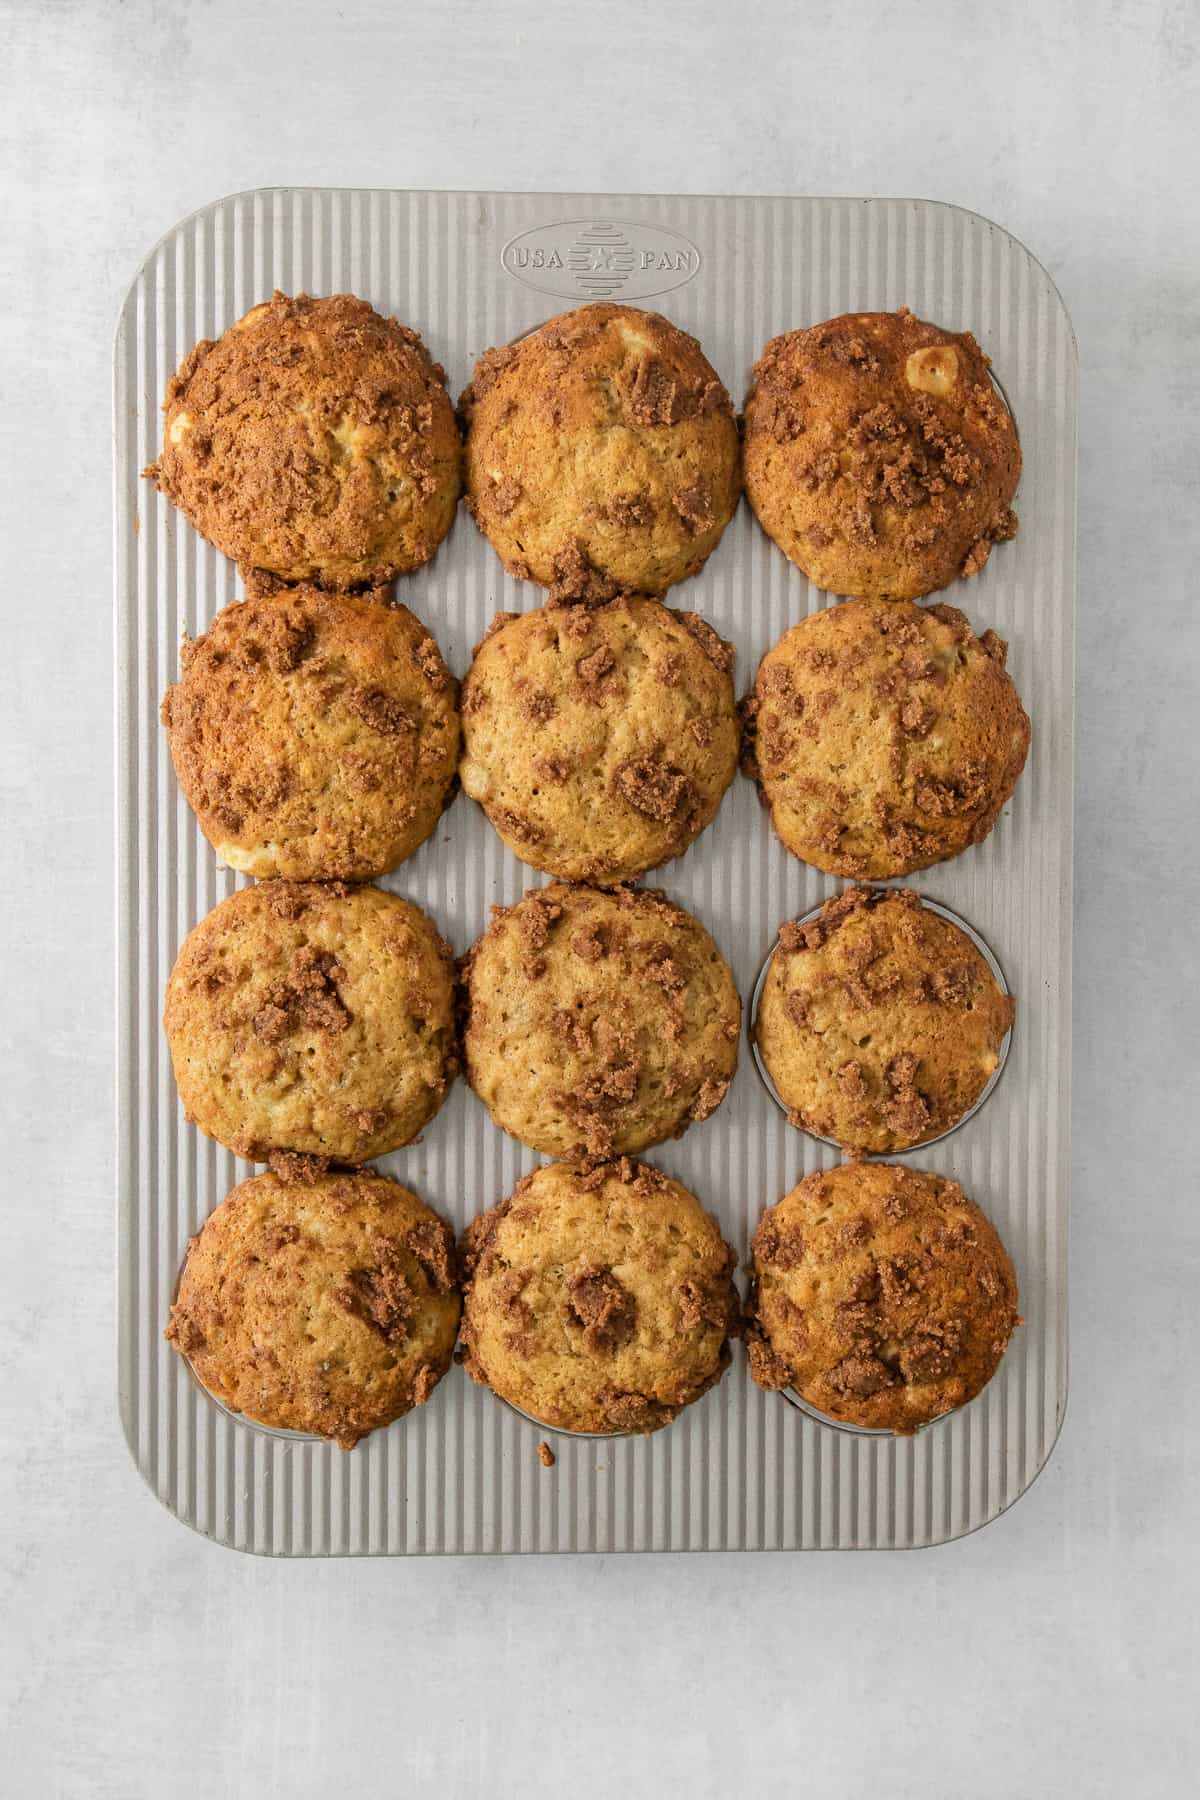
top-left (151, 293), bottom-right (1027, 1446)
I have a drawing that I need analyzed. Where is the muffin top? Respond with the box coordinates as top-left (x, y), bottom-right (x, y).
top-left (146, 292), bottom-right (461, 590)
top-left (755, 887), bottom-right (1013, 1154)
top-left (460, 303), bottom-right (740, 600)
top-left (462, 883), bottom-right (740, 1160)
top-left (743, 309), bottom-right (1020, 601)
top-left (163, 881), bottom-right (456, 1163)
top-left (460, 595), bottom-right (738, 883)
top-left (460, 1159), bottom-right (739, 1435)
top-left (742, 598), bottom-right (1030, 878)
top-left (166, 1166), bottom-right (460, 1448)
top-left (161, 587), bottom-right (460, 881)
top-left (746, 1162), bottom-right (1019, 1433)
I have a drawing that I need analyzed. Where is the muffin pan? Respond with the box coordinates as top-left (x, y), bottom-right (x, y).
top-left (115, 189), bottom-right (1075, 1553)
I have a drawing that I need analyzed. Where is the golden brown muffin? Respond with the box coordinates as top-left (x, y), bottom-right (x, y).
top-left (460, 596), bottom-right (738, 883)
top-left (161, 587), bottom-right (460, 881)
top-left (742, 598), bottom-right (1030, 877)
top-left (744, 309), bottom-right (1020, 600)
top-left (755, 887), bottom-right (1013, 1154)
top-left (746, 1162), bottom-right (1019, 1432)
top-left (462, 883), bottom-right (740, 1160)
top-left (166, 1165), bottom-right (460, 1448)
top-left (460, 1159), bottom-right (739, 1435)
top-left (146, 292), bottom-right (461, 590)
top-left (163, 881), bottom-right (456, 1163)
top-left (460, 303), bottom-right (740, 599)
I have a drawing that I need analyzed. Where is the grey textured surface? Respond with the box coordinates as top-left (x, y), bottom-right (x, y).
top-left (117, 189), bottom-right (1073, 1555)
top-left (3, 0), bottom-right (1198, 1791)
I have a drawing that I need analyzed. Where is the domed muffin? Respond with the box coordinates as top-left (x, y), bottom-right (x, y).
top-left (460, 596), bottom-right (738, 883)
top-left (744, 308), bottom-right (1020, 600)
top-left (460, 303), bottom-right (740, 599)
top-left (163, 881), bottom-right (456, 1163)
top-left (755, 887), bottom-right (1013, 1154)
top-left (166, 1165), bottom-right (460, 1448)
top-left (460, 1159), bottom-right (739, 1435)
top-left (462, 883), bottom-right (739, 1160)
top-left (742, 598), bottom-right (1030, 877)
top-left (146, 292), bottom-right (461, 590)
top-left (161, 587), bottom-right (460, 881)
top-left (746, 1161), bottom-right (1019, 1433)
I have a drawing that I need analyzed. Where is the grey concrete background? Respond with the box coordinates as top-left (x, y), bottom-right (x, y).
top-left (2, 1), bottom-right (1197, 1794)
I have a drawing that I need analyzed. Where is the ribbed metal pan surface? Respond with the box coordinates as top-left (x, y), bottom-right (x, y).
top-left (115, 190), bottom-right (1075, 1553)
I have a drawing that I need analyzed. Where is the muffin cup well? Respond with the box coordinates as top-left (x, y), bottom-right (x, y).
top-left (494, 1394), bottom-right (630, 1441)
top-left (749, 892), bottom-right (1014, 1157)
top-left (777, 1384), bottom-right (943, 1438)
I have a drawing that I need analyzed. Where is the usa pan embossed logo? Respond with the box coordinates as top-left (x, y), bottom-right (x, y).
top-left (501, 220), bottom-right (702, 301)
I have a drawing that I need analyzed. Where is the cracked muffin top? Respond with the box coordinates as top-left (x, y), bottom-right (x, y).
top-left (146, 292), bottom-right (461, 591)
top-left (161, 587), bottom-right (460, 881)
top-left (166, 1166), bottom-right (460, 1449)
top-left (460, 303), bottom-right (740, 600)
top-left (744, 308), bottom-right (1020, 601)
top-left (461, 883), bottom-right (739, 1161)
top-left (741, 598), bottom-right (1030, 878)
top-left (746, 1161), bottom-right (1019, 1433)
top-left (163, 881), bottom-right (456, 1163)
top-left (755, 887), bottom-right (1013, 1155)
top-left (460, 1158), bottom-right (740, 1435)
top-left (460, 595), bottom-right (738, 884)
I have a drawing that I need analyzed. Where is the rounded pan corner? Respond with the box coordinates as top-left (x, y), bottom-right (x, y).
top-left (898, 195), bottom-right (1078, 369)
top-left (113, 184), bottom-right (294, 351)
top-left (116, 1386), bottom-right (279, 1559)
top-left (913, 1380), bottom-right (1070, 1552)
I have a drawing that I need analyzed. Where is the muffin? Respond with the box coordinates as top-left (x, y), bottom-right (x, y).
top-left (460, 595), bottom-right (738, 883)
top-left (460, 303), bottom-right (740, 599)
top-left (755, 887), bottom-right (1013, 1154)
top-left (742, 598), bottom-right (1030, 877)
top-left (460, 1159), bottom-right (739, 1434)
top-left (161, 587), bottom-right (460, 881)
top-left (744, 308), bottom-right (1020, 600)
top-left (166, 1165), bottom-right (460, 1448)
top-left (146, 292), bottom-right (461, 590)
top-left (462, 883), bottom-right (740, 1159)
top-left (163, 881), bottom-right (456, 1162)
top-left (746, 1161), bottom-right (1019, 1433)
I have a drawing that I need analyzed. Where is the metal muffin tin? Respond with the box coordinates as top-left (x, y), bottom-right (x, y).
top-left (115, 190), bottom-right (1075, 1554)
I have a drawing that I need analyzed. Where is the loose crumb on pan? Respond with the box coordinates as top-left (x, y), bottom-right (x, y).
top-left (538, 1441), bottom-right (556, 1468)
